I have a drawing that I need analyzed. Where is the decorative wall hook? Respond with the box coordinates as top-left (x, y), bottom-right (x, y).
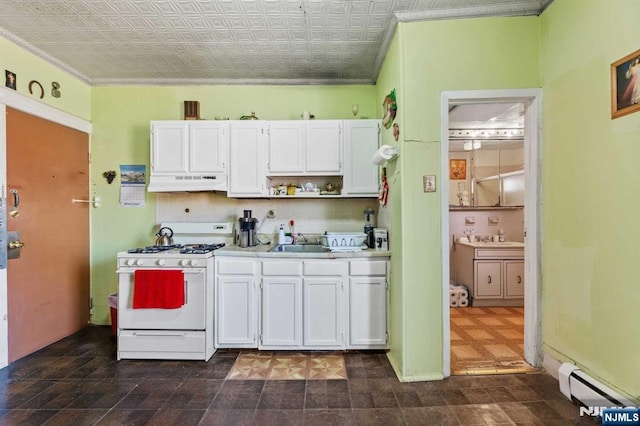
top-left (51, 81), bottom-right (61, 98)
top-left (103, 170), bottom-right (116, 184)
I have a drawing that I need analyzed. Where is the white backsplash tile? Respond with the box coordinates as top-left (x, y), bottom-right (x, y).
top-left (156, 192), bottom-right (378, 238)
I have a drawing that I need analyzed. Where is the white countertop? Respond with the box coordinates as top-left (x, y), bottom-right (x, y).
top-left (457, 241), bottom-right (524, 249)
top-left (216, 244), bottom-right (391, 258)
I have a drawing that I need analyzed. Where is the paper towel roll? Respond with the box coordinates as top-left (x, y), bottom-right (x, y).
top-left (372, 145), bottom-right (399, 165)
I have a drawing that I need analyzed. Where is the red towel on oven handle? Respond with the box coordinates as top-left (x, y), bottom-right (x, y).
top-left (133, 269), bottom-right (185, 309)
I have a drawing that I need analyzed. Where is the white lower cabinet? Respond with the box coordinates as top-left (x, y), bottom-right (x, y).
top-left (261, 277), bottom-right (303, 348)
top-left (215, 255), bottom-right (388, 350)
top-left (348, 260), bottom-right (388, 348)
top-left (302, 260), bottom-right (347, 348)
top-left (215, 258), bottom-right (258, 347)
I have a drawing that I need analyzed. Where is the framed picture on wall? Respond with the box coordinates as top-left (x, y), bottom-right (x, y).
top-left (611, 48), bottom-right (640, 119)
top-left (449, 159), bottom-right (466, 180)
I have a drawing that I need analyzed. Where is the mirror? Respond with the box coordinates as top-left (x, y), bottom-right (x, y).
top-left (448, 103), bottom-right (525, 208)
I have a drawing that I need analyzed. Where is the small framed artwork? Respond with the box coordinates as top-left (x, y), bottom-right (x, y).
top-left (611, 49), bottom-right (640, 119)
top-left (5, 70), bottom-right (16, 90)
top-left (449, 159), bottom-right (467, 180)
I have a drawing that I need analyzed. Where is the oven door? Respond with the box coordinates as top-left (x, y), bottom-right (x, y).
top-left (117, 267), bottom-right (206, 330)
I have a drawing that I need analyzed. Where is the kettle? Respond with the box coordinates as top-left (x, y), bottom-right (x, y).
top-left (155, 227), bottom-right (174, 246)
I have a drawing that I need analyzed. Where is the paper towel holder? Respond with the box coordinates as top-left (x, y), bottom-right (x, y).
top-left (372, 145), bottom-right (400, 165)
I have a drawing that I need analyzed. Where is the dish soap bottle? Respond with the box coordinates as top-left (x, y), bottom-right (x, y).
top-left (278, 224), bottom-right (286, 244)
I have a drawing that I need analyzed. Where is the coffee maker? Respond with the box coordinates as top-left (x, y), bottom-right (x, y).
top-left (238, 210), bottom-right (258, 248)
top-left (364, 208), bottom-right (376, 249)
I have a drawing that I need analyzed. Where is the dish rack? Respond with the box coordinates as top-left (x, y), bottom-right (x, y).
top-left (322, 232), bottom-right (367, 251)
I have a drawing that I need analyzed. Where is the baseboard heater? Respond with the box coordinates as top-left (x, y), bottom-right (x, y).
top-left (558, 363), bottom-right (633, 410)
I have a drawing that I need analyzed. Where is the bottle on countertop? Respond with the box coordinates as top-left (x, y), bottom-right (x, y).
top-left (278, 224), bottom-right (286, 244)
top-left (498, 229), bottom-right (505, 242)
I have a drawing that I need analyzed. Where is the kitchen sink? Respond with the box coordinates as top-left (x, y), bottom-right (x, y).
top-left (268, 244), bottom-right (330, 253)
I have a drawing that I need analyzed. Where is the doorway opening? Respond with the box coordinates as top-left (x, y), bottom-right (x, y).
top-left (440, 89), bottom-right (542, 377)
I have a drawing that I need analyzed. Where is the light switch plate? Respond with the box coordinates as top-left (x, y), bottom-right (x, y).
top-left (423, 175), bottom-right (436, 192)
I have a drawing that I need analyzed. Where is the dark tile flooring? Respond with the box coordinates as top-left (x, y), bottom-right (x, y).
top-left (0, 326), bottom-right (595, 425)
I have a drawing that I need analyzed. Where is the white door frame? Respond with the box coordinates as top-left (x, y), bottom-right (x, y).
top-left (440, 89), bottom-right (542, 377)
top-left (0, 87), bottom-right (92, 368)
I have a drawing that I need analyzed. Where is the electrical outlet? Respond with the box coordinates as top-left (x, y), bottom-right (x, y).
top-left (266, 209), bottom-right (276, 219)
top-left (423, 175), bottom-right (436, 192)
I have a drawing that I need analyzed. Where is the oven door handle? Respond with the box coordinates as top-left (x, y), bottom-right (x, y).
top-left (184, 280), bottom-right (188, 304)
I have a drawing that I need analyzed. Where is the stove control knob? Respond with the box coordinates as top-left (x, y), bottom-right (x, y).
top-left (181, 259), bottom-right (190, 267)
top-left (136, 259), bottom-right (144, 266)
top-left (157, 259), bottom-right (166, 266)
top-left (126, 259), bottom-right (136, 266)
top-left (190, 259), bottom-right (199, 267)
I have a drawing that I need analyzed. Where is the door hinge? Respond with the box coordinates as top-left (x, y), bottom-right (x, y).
top-left (385, 332), bottom-right (389, 343)
top-left (260, 333), bottom-right (263, 345)
top-left (385, 281), bottom-right (389, 290)
top-left (89, 297), bottom-right (93, 310)
top-left (87, 153), bottom-right (92, 164)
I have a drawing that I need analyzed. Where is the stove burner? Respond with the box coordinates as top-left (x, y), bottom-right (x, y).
top-left (180, 243), bottom-right (226, 254)
top-left (127, 244), bottom-right (184, 254)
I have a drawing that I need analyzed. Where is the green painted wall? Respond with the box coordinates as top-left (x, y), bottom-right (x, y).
top-left (381, 16), bottom-right (540, 380)
top-left (0, 38), bottom-right (91, 120)
top-left (89, 85), bottom-right (378, 323)
top-left (375, 30), bottom-right (405, 377)
top-left (540, 0), bottom-right (640, 396)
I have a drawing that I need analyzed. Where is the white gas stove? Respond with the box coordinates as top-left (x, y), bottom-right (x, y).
top-left (116, 222), bottom-right (231, 361)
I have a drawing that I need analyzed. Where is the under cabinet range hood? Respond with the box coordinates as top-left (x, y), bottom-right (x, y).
top-left (147, 174), bottom-right (228, 192)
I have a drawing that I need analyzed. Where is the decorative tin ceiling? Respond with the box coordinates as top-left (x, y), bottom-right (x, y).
top-left (0, 0), bottom-right (552, 85)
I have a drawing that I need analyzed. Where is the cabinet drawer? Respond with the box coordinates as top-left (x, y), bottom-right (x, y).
top-left (118, 330), bottom-right (205, 353)
top-left (349, 260), bottom-right (387, 276)
top-left (217, 260), bottom-right (256, 275)
top-left (262, 261), bottom-right (302, 276)
top-left (475, 249), bottom-right (524, 259)
top-left (303, 261), bottom-right (347, 276)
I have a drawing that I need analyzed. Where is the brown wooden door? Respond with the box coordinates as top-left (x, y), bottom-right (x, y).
top-left (6, 107), bottom-right (90, 362)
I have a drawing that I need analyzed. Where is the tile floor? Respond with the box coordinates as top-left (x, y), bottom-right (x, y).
top-left (450, 307), bottom-right (538, 375)
top-left (0, 326), bottom-right (595, 425)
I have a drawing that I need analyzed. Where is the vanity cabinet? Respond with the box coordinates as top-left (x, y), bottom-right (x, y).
top-left (149, 121), bottom-right (229, 192)
top-left (215, 258), bottom-right (259, 347)
top-left (266, 120), bottom-right (342, 176)
top-left (454, 242), bottom-right (524, 306)
top-left (227, 121), bottom-right (267, 197)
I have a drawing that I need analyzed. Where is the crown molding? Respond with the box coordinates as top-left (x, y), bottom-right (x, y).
top-left (90, 77), bottom-right (374, 86)
top-left (0, 26), bottom-right (91, 85)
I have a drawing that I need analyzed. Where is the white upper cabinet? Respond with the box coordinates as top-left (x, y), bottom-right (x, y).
top-left (305, 120), bottom-right (342, 174)
top-left (149, 121), bottom-right (229, 192)
top-left (267, 120), bottom-right (342, 176)
top-left (267, 121), bottom-right (305, 174)
top-left (151, 122), bottom-right (189, 174)
top-left (189, 122), bottom-right (227, 173)
top-left (342, 119), bottom-right (380, 196)
top-left (228, 121), bottom-right (267, 197)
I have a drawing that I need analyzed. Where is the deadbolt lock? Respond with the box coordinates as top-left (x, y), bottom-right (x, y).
top-left (9, 241), bottom-right (24, 249)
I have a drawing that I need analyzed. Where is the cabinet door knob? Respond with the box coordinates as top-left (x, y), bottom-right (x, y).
top-left (488, 275), bottom-right (492, 284)
top-left (517, 275), bottom-right (522, 284)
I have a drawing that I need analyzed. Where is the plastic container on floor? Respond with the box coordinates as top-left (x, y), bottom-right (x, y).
top-left (108, 293), bottom-right (118, 336)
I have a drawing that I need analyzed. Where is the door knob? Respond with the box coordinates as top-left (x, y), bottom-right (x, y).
top-left (9, 240), bottom-right (24, 249)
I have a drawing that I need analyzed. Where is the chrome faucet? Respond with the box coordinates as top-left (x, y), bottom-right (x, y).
top-left (296, 233), bottom-right (309, 243)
